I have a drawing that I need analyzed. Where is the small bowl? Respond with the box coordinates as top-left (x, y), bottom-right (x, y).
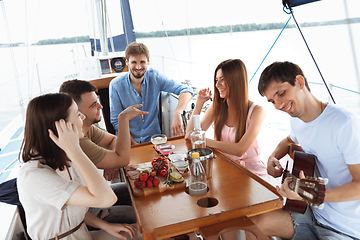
top-left (172, 160), bottom-right (189, 173)
top-left (151, 134), bottom-right (167, 145)
top-left (168, 152), bottom-right (187, 162)
top-left (155, 143), bottom-right (175, 155)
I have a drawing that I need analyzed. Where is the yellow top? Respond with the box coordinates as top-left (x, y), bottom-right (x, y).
top-left (191, 152), bottom-right (200, 159)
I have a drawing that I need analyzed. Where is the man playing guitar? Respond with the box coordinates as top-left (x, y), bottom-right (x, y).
top-left (251, 61), bottom-right (360, 240)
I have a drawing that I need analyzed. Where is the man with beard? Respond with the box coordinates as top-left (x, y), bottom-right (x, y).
top-left (59, 79), bottom-right (148, 227)
top-left (109, 42), bottom-right (193, 144)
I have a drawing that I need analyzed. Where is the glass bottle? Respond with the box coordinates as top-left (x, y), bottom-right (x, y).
top-left (188, 152), bottom-right (207, 196)
top-left (190, 115), bottom-right (206, 149)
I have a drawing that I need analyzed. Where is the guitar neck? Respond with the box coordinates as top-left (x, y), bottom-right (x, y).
top-left (282, 145), bottom-right (320, 213)
top-left (285, 171), bottom-right (325, 206)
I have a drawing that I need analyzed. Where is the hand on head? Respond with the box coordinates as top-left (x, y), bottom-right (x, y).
top-left (48, 119), bottom-right (80, 153)
top-left (119, 104), bottom-right (149, 120)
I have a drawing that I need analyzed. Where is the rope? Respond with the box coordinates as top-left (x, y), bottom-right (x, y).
top-left (0, 156), bottom-right (18, 177)
top-left (286, 5), bottom-right (336, 104)
top-left (309, 82), bottom-right (360, 95)
top-left (153, 0), bottom-right (183, 80)
top-left (249, 15), bottom-right (292, 83)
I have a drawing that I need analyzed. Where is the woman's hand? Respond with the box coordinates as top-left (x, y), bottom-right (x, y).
top-left (48, 119), bottom-right (80, 153)
top-left (196, 88), bottom-right (212, 104)
top-left (103, 222), bottom-right (137, 239)
top-left (184, 129), bottom-right (192, 141)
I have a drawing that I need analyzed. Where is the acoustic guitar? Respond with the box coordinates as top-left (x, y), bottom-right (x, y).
top-left (282, 145), bottom-right (326, 213)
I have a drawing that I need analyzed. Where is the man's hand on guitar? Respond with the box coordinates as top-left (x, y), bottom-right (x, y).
top-left (281, 170), bottom-right (326, 207)
top-left (267, 156), bottom-right (284, 178)
top-left (277, 170), bottom-right (306, 201)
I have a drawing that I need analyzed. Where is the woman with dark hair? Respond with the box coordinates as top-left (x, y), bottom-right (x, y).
top-left (17, 93), bottom-right (137, 240)
top-left (186, 59), bottom-right (269, 180)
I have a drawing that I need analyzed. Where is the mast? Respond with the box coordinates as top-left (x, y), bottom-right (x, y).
top-left (120, 0), bottom-right (136, 47)
top-left (94, 0), bottom-right (109, 56)
top-left (91, 0), bottom-right (135, 55)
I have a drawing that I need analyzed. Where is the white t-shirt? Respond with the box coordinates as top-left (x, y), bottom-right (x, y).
top-left (290, 103), bottom-right (360, 238)
top-left (17, 160), bottom-right (91, 240)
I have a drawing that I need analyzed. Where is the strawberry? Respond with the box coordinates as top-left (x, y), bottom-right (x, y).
top-left (138, 181), bottom-right (146, 189)
top-left (139, 172), bottom-right (148, 182)
top-left (147, 180), bottom-right (153, 188)
top-left (134, 179), bottom-right (140, 187)
top-left (150, 170), bottom-right (157, 177)
top-left (153, 176), bottom-right (160, 187)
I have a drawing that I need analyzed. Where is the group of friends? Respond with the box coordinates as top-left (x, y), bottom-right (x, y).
top-left (16, 41), bottom-right (360, 240)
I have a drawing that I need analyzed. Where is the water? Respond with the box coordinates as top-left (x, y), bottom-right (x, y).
top-left (1, 23), bottom-right (360, 132)
top-left (192, 140), bottom-right (206, 149)
top-left (189, 182), bottom-right (208, 196)
top-left (0, 43), bottom-right (86, 131)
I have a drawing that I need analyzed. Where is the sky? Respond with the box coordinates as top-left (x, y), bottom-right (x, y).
top-left (1, 0), bottom-right (360, 44)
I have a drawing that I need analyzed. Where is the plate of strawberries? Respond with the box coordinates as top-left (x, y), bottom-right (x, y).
top-left (125, 156), bottom-right (186, 196)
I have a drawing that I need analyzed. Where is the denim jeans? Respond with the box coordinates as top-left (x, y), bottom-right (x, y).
top-left (290, 206), bottom-right (359, 240)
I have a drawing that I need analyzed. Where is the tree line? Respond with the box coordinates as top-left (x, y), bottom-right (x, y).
top-left (135, 17), bottom-right (360, 38)
top-left (36, 36), bottom-right (90, 45)
top-left (1, 18), bottom-right (358, 47)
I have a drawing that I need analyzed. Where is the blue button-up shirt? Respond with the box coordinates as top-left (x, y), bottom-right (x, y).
top-left (109, 68), bottom-right (193, 143)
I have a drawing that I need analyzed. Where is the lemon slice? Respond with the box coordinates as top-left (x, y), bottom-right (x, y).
top-left (170, 172), bottom-right (182, 180)
top-left (170, 172), bottom-right (184, 183)
top-left (172, 176), bottom-right (184, 183)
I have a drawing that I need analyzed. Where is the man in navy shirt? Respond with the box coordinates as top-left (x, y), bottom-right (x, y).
top-left (109, 42), bottom-right (193, 144)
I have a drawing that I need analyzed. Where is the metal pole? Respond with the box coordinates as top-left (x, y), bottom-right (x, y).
top-left (185, 0), bottom-right (192, 80)
top-left (1, 0), bottom-right (25, 119)
top-left (343, 0), bottom-right (360, 95)
top-left (162, 56), bottom-right (165, 74)
top-left (36, 64), bottom-right (42, 93)
top-left (95, 0), bottom-right (108, 56)
top-left (71, 49), bottom-right (78, 73)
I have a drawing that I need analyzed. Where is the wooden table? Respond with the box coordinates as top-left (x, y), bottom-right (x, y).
top-left (127, 137), bottom-right (282, 240)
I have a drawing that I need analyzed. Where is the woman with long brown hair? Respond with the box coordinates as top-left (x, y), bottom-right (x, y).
top-left (186, 59), bottom-right (269, 180)
top-left (17, 93), bottom-right (138, 240)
